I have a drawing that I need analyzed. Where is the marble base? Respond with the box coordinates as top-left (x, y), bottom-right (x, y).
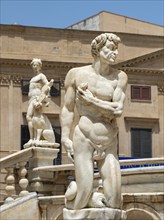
top-left (63, 208), bottom-right (127, 220)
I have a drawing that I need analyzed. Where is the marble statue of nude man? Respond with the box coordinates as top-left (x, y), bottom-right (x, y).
top-left (60, 33), bottom-right (128, 210)
top-left (24, 58), bottom-right (56, 148)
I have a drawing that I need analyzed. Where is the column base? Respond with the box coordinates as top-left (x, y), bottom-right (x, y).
top-left (63, 207), bottom-right (127, 220)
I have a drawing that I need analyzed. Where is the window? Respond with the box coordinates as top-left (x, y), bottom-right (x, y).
top-left (21, 80), bottom-right (30, 95)
top-left (50, 81), bottom-right (61, 97)
top-left (131, 128), bottom-right (152, 158)
top-left (53, 126), bottom-right (62, 165)
top-left (21, 80), bottom-right (61, 96)
top-left (21, 125), bottom-right (30, 149)
top-left (131, 85), bottom-right (151, 101)
top-left (21, 125), bottom-right (62, 164)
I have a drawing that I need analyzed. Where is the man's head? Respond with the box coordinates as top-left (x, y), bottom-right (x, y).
top-left (91, 33), bottom-right (121, 59)
top-left (31, 58), bottom-right (42, 73)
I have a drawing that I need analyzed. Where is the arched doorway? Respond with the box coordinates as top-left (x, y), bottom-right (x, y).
top-left (126, 208), bottom-right (161, 220)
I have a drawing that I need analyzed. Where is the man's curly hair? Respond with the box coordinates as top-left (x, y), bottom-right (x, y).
top-left (31, 58), bottom-right (42, 67)
top-left (91, 33), bottom-right (121, 58)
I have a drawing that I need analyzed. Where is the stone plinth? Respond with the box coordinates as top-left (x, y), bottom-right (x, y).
top-left (28, 147), bottom-right (59, 193)
top-left (63, 208), bottom-right (127, 220)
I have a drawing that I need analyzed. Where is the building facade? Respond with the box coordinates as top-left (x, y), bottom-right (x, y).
top-left (0, 11), bottom-right (164, 164)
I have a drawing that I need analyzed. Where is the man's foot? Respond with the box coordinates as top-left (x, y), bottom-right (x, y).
top-left (23, 139), bottom-right (34, 148)
top-left (88, 192), bottom-right (107, 208)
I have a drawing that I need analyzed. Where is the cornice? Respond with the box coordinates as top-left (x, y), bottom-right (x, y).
top-left (120, 67), bottom-right (164, 75)
top-left (1, 59), bottom-right (163, 94)
top-left (115, 49), bottom-right (164, 68)
top-left (0, 58), bottom-right (87, 70)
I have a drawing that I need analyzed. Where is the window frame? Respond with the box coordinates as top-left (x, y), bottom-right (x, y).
top-left (21, 80), bottom-right (30, 95)
top-left (131, 127), bottom-right (152, 158)
top-left (131, 85), bottom-right (151, 101)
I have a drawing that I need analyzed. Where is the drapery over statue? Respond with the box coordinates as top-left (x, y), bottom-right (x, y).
top-left (61, 33), bottom-right (128, 218)
top-left (24, 58), bottom-right (59, 148)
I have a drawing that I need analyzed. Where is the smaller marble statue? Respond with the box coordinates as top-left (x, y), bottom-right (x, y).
top-left (24, 58), bottom-right (59, 148)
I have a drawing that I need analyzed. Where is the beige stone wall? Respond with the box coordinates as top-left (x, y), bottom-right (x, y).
top-left (0, 81), bottom-right (22, 154)
top-left (68, 11), bottom-right (163, 36)
top-left (118, 80), bottom-right (164, 158)
top-left (100, 11), bottom-right (163, 36)
top-left (0, 24), bottom-right (163, 64)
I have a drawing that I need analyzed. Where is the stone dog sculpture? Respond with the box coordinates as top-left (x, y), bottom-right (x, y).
top-left (24, 58), bottom-right (58, 148)
top-left (61, 33), bottom-right (128, 211)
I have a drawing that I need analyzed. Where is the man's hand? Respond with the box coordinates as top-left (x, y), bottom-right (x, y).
top-left (34, 100), bottom-right (42, 109)
top-left (76, 83), bottom-right (94, 104)
top-left (62, 139), bottom-right (74, 163)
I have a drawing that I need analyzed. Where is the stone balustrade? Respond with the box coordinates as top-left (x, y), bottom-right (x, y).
top-left (1, 152), bottom-right (163, 205)
top-left (33, 157), bottom-right (164, 173)
top-left (0, 147), bottom-right (59, 204)
top-left (0, 148), bottom-right (33, 204)
top-left (33, 157), bottom-right (164, 195)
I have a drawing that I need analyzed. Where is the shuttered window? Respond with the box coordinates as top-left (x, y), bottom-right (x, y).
top-left (131, 128), bottom-right (152, 158)
top-left (131, 85), bottom-right (151, 100)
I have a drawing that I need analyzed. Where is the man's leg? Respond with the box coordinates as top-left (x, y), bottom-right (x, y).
top-left (66, 125), bottom-right (94, 210)
top-left (26, 101), bottom-right (35, 140)
top-left (97, 139), bottom-right (122, 209)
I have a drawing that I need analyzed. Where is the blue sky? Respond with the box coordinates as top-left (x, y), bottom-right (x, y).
top-left (1, 0), bottom-right (164, 28)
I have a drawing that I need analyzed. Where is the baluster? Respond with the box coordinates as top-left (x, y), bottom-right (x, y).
top-left (18, 161), bottom-right (29, 197)
top-left (40, 204), bottom-right (48, 220)
top-left (5, 167), bottom-right (15, 203)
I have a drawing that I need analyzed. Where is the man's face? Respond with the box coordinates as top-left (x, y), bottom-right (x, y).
top-left (32, 62), bottom-right (41, 72)
top-left (99, 40), bottom-right (118, 64)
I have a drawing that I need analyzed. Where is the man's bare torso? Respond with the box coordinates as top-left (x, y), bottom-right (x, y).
top-left (72, 65), bottom-right (119, 146)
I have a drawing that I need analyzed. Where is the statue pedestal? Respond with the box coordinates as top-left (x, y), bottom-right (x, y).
top-left (28, 147), bottom-right (59, 193)
top-left (63, 208), bottom-right (127, 220)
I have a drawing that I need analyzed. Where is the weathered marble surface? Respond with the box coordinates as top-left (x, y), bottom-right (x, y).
top-left (61, 33), bottom-right (128, 212)
top-left (63, 208), bottom-right (127, 220)
top-left (24, 58), bottom-right (59, 149)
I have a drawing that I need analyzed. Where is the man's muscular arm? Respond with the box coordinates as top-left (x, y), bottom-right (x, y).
top-left (77, 84), bottom-right (119, 112)
top-left (113, 71), bottom-right (128, 115)
top-left (76, 71), bottom-right (127, 116)
top-left (60, 70), bottom-right (76, 162)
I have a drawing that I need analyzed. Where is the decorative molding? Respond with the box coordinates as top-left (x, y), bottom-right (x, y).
top-left (11, 75), bottom-right (22, 86)
top-left (124, 117), bottom-right (159, 122)
top-left (158, 84), bottom-right (164, 95)
top-left (120, 67), bottom-right (164, 75)
top-left (0, 58), bottom-right (87, 70)
top-left (0, 75), bottom-right (22, 86)
top-left (0, 75), bottom-right (10, 86)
